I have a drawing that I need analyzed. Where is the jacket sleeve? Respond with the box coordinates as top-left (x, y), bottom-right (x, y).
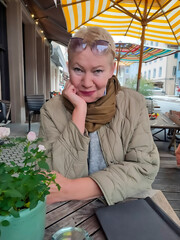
top-left (39, 104), bottom-right (90, 177)
top-left (90, 95), bottom-right (160, 205)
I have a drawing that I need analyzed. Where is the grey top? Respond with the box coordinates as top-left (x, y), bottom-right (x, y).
top-left (88, 131), bottom-right (107, 175)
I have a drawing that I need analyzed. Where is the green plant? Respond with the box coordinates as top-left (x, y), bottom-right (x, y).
top-left (0, 128), bottom-right (60, 229)
top-left (125, 77), bottom-right (154, 96)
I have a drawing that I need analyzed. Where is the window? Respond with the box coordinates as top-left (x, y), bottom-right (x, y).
top-left (148, 70), bottom-right (151, 79)
top-left (144, 71), bottom-right (146, 78)
top-left (125, 68), bottom-right (129, 73)
top-left (178, 61), bottom-right (180, 71)
top-left (172, 66), bottom-right (176, 76)
top-left (174, 53), bottom-right (178, 59)
top-left (159, 67), bottom-right (162, 77)
top-left (153, 68), bottom-right (156, 78)
top-left (155, 42), bottom-right (158, 46)
top-left (150, 41), bottom-right (153, 46)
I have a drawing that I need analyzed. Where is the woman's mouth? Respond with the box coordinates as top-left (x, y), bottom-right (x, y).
top-left (80, 91), bottom-right (96, 96)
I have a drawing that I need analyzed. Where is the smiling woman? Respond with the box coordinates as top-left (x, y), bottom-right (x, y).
top-left (39, 26), bottom-right (160, 206)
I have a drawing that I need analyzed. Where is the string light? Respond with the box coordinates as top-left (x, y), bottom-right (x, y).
top-left (31, 13), bottom-right (47, 41)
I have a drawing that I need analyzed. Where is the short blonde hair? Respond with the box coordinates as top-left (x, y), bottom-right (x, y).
top-left (68, 26), bottom-right (115, 60)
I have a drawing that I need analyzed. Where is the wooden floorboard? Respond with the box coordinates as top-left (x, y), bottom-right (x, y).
top-left (152, 141), bottom-right (180, 219)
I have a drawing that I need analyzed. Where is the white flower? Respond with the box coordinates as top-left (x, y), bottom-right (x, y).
top-left (38, 144), bottom-right (46, 152)
top-left (0, 127), bottom-right (10, 139)
top-left (27, 131), bottom-right (36, 142)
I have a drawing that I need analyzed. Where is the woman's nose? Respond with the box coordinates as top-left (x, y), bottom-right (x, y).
top-left (81, 73), bottom-right (93, 88)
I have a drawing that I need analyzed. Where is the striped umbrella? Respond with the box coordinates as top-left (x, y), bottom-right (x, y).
top-left (60, 0), bottom-right (180, 90)
top-left (115, 42), bottom-right (180, 76)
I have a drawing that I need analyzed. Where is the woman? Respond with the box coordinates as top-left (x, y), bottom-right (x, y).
top-left (39, 26), bottom-right (160, 205)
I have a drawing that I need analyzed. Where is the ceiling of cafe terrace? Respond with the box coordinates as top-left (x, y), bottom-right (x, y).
top-left (22, 0), bottom-right (71, 46)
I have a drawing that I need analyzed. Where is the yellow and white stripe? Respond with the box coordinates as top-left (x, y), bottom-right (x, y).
top-left (61, 0), bottom-right (180, 45)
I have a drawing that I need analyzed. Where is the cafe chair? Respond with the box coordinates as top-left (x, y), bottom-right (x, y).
top-left (0, 100), bottom-right (11, 126)
top-left (26, 95), bottom-right (45, 132)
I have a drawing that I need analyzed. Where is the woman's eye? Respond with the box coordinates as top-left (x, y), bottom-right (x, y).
top-left (74, 67), bottom-right (83, 73)
top-left (94, 69), bottom-right (103, 74)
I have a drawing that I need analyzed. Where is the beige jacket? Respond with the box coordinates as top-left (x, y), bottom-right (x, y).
top-left (39, 87), bottom-right (160, 205)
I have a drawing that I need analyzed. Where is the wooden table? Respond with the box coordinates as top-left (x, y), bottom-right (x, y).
top-left (45, 190), bottom-right (180, 240)
top-left (150, 112), bottom-right (180, 144)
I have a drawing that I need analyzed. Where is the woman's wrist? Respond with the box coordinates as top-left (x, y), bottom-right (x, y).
top-left (66, 177), bottom-right (102, 200)
top-left (72, 104), bottom-right (87, 134)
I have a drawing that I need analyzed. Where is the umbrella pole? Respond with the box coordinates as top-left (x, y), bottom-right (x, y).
top-left (116, 43), bottom-right (121, 77)
top-left (116, 59), bottom-right (119, 76)
top-left (136, 24), bottom-right (146, 91)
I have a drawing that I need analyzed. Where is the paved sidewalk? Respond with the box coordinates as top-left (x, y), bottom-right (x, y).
top-left (0, 141), bottom-right (26, 166)
top-left (8, 122), bottom-right (40, 137)
top-left (0, 122), bottom-right (40, 165)
top-left (151, 95), bottom-right (180, 102)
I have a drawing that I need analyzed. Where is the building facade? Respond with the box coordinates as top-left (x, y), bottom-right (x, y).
top-left (124, 41), bottom-right (178, 95)
top-left (175, 48), bottom-right (180, 96)
top-left (0, 0), bottom-right (67, 123)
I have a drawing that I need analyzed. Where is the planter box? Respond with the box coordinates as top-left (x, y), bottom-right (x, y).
top-left (0, 200), bottom-right (46, 240)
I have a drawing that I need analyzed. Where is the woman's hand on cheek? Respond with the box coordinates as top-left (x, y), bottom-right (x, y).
top-left (62, 80), bottom-right (86, 108)
top-left (63, 80), bottom-right (87, 134)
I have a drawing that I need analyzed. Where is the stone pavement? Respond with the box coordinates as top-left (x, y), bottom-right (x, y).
top-left (0, 122), bottom-right (40, 165)
top-left (0, 141), bottom-right (26, 166)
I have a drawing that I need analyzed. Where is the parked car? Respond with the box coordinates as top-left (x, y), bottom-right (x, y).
top-left (151, 87), bottom-right (165, 95)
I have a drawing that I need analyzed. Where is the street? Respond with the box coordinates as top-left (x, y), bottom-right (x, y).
top-left (151, 96), bottom-right (180, 114)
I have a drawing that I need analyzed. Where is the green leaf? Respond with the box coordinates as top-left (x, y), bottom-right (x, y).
top-left (56, 183), bottom-right (61, 191)
top-left (24, 157), bottom-right (36, 164)
top-left (38, 160), bottom-right (49, 170)
top-left (1, 220), bottom-right (10, 226)
top-left (24, 146), bottom-right (28, 152)
top-left (29, 199), bottom-right (38, 210)
top-left (15, 200), bottom-right (25, 208)
top-left (9, 208), bottom-right (19, 218)
top-left (5, 189), bottom-right (23, 198)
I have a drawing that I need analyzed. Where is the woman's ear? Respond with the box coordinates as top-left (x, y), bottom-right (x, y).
top-left (112, 61), bottom-right (116, 73)
top-left (110, 61), bottom-right (116, 76)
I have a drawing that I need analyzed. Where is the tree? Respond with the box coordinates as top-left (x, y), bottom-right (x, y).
top-left (125, 77), bottom-right (154, 96)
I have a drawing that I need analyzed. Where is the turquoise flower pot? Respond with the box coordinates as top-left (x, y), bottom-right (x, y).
top-left (0, 200), bottom-right (46, 240)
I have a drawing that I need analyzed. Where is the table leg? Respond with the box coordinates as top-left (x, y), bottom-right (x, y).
top-left (168, 129), bottom-right (177, 151)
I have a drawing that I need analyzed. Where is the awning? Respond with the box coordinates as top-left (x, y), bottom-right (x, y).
top-left (22, 0), bottom-right (71, 46)
top-left (115, 43), bottom-right (180, 64)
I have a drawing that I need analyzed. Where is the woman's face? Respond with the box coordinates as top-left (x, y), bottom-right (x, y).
top-left (68, 46), bottom-right (115, 103)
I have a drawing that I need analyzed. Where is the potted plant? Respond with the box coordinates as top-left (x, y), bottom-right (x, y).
top-left (0, 127), bottom-right (60, 240)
